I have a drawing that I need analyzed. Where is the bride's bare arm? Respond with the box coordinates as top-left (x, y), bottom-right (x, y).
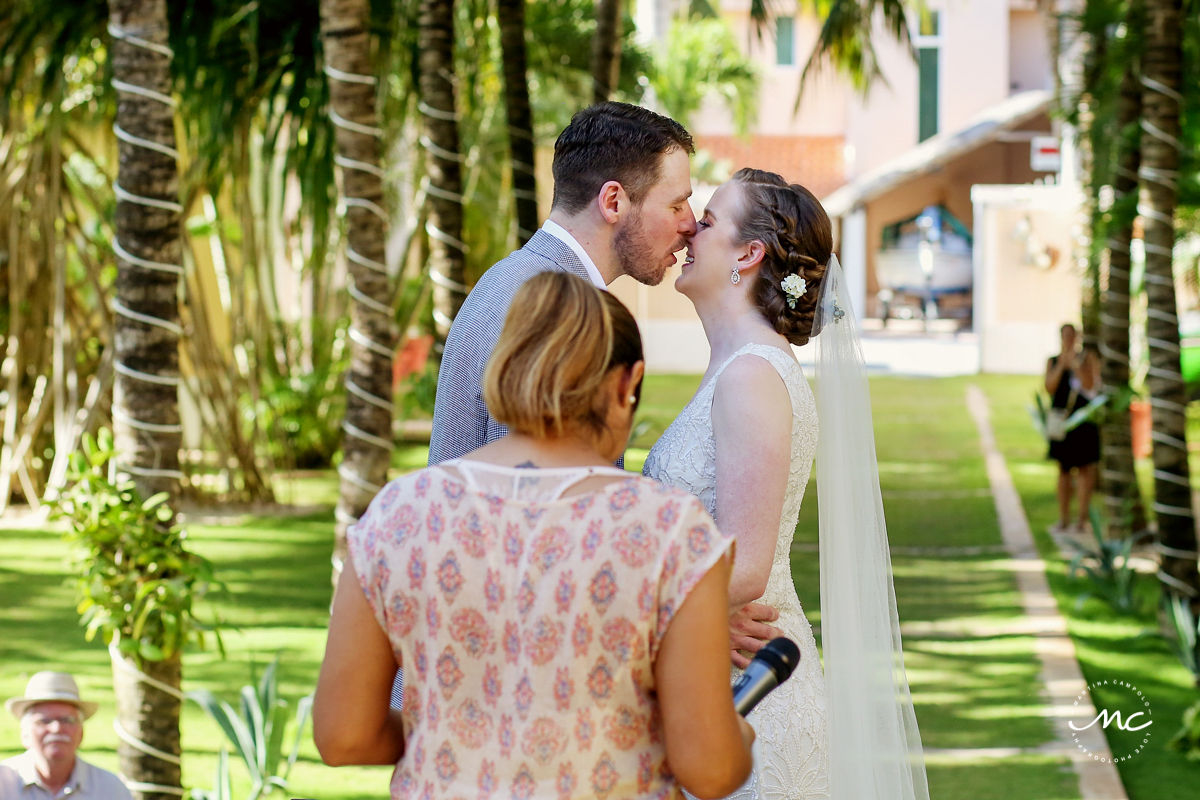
top-left (712, 356), bottom-right (795, 609)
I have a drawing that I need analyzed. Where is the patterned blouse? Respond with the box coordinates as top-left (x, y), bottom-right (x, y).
top-left (347, 460), bottom-right (733, 800)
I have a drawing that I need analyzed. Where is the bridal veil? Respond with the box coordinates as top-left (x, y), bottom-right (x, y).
top-left (813, 255), bottom-right (930, 799)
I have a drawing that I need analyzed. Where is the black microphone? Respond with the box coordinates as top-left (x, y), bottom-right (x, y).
top-left (732, 637), bottom-right (800, 716)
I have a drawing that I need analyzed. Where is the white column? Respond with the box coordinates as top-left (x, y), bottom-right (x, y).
top-left (970, 186), bottom-right (993, 345)
top-left (839, 206), bottom-right (869, 319)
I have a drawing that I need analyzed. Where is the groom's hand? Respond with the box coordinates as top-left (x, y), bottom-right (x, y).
top-left (729, 602), bottom-right (782, 669)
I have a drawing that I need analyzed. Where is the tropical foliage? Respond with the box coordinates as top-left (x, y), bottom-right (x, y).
top-left (1052, 0), bottom-right (1200, 595)
top-left (0, 0), bottom-right (653, 512)
top-left (49, 425), bottom-right (221, 799)
top-left (1065, 509), bottom-right (1149, 613)
top-left (648, 17), bottom-right (760, 135)
top-left (48, 428), bottom-right (220, 659)
top-left (188, 660), bottom-right (313, 800)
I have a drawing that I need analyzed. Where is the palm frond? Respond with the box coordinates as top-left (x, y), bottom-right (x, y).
top-left (800, 0), bottom-right (917, 95)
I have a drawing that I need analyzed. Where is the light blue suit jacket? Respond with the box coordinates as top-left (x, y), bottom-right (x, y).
top-left (428, 229), bottom-right (592, 465)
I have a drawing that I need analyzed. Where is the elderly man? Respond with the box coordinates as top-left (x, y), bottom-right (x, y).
top-left (2, 672), bottom-right (132, 800)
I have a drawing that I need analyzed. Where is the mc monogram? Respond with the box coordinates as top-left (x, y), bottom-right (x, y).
top-left (1068, 680), bottom-right (1153, 764)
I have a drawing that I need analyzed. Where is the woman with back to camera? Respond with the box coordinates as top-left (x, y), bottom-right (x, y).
top-left (644, 168), bottom-right (928, 800)
top-left (313, 271), bottom-right (754, 799)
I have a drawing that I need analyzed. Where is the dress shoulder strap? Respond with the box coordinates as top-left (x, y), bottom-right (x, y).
top-left (711, 342), bottom-right (800, 386)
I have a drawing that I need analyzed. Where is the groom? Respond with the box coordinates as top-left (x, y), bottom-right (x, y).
top-left (429, 101), bottom-right (696, 464)
top-left (427, 101), bottom-right (780, 661)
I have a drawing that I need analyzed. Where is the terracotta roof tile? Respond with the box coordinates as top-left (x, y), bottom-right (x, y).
top-left (695, 135), bottom-right (846, 198)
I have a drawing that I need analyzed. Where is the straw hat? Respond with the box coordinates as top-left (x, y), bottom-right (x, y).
top-left (5, 672), bottom-right (99, 720)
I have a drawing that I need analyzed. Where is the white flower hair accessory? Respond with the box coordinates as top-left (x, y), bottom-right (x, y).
top-left (781, 274), bottom-right (807, 309)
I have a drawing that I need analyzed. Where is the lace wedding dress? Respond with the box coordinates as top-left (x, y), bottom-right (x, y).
top-left (643, 343), bottom-right (830, 800)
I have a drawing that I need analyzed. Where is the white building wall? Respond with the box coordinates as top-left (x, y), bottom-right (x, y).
top-left (940, 1), bottom-right (1011, 132)
top-left (971, 183), bottom-right (1082, 374)
top-left (847, 0), bottom-right (1014, 179)
top-left (1009, 7), bottom-right (1054, 92)
top-left (688, 4), bottom-right (846, 138)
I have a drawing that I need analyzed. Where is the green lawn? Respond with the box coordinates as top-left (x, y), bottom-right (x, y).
top-left (975, 374), bottom-right (1200, 800)
top-left (828, 376), bottom-right (1078, 798)
top-left (3, 372), bottom-right (1195, 799)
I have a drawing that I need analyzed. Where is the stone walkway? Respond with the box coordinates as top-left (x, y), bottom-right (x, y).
top-left (964, 384), bottom-right (1129, 800)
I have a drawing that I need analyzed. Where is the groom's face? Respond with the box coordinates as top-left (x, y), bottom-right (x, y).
top-left (615, 148), bottom-right (696, 286)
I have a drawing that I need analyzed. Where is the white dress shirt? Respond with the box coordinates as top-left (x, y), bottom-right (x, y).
top-left (541, 220), bottom-right (608, 289)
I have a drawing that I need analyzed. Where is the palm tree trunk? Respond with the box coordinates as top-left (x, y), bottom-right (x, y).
top-left (319, 0), bottom-right (395, 579)
top-left (592, 0), bottom-right (623, 103)
top-left (108, 0), bottom-right (184, 506)
top-left (1100, 5), bottom-right (1146, 540)
top-left (111, 651), bottom-right (182, 800)
top-left (1140, 0), bottom-right (1200, 601)
top-left (108, 7), bottom-right (183, 798)
top-left (419, 0), bottom-right (467, 344)
top-left (497, 0), bottom-right (538, 246)
top-left (1052, 2), bottom-right (1101, 350)
top-left (1077, 23), bottom-right (1102, 349)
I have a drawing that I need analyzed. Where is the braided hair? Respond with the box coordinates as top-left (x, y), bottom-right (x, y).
top-left (731, 168), bottom-right (832, 346)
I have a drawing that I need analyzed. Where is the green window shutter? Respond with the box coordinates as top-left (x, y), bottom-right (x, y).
top-left (918, 47), bottom-right (939, 141)
top-left (776, 16), bottom-right (795, 66)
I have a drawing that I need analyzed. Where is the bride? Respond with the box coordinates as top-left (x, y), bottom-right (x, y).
top-left (642, 168), bottom-right (929, 800)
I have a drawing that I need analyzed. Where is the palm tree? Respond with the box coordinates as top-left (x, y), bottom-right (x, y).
top-left (497, 0), bottom-right (539, 245)
top-left (648, 17), bottom-right (759, 135)
top-left (0, 0), bottom-right (349, 505)
top-left (592, 0), bottom-right (623, 102)
top-left (419, 0), bottom-right (467, 344)
top-left (748, 0), bottom-right (914, 93)
top-left (1140, 0), bottom-right (1200, 601)
top-left (1099, 1), bottom-right (1146, 539)
top-left (1075, 11), bottom-right (1105, 349)
top-left (319, 0), bottom-right (395, 577)
top-left (109, 0), bottom-right (184, 504)
top-left (107, 1), bottom-right (185, 795)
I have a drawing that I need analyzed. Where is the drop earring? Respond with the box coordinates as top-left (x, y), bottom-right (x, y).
top-left (730, 267), bottom-right (741, 286)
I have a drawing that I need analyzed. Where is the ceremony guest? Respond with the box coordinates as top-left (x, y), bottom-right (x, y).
top-left (315, 273), bottom-right (754, 799)
top-left (1045, 325), bottom-right (1101, 533)
top-left (2, 671), bottom-right (132, 800)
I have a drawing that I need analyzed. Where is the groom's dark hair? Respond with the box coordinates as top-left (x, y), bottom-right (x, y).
top-left (551, 102), bottom-right (694, 214)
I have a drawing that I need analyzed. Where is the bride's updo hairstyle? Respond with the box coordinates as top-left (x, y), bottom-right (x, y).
top-left (484, 272), bottom-right (643, 440)
top-left (731, 168), bottom-right (832, 346)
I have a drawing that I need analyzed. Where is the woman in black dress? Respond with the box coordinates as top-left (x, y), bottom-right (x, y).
top-left (1045, 324), bottom-right (1101, 533)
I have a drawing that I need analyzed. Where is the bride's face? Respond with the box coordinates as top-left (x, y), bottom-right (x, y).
top-left (676, 181), bottom-right (747, 302)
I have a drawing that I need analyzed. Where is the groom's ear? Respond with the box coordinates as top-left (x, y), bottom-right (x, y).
top-left (596, 180), bottom-right (627, 224)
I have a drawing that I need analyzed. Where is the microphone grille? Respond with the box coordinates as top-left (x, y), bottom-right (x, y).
top-left (758, 637), bottom-right (801, 681)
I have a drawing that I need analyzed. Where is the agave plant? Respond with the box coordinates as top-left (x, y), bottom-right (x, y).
top-left (190, 750), bottom-right (233, 800)
top-left (1163, 593), bottom-right (1200, 685)
top-left (188, 660), bottom-right (313, 800)
top-left (1164, 593), bottom-right (1200, 760)
top-left (1064, 507), bottom-right (1149, 613)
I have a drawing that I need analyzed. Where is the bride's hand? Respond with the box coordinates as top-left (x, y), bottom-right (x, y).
top-left (729, 602), bottom-right (783, 668)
